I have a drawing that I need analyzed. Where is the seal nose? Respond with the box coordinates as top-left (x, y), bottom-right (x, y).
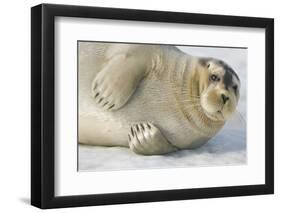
top-left (221, 94), bottom-right (229, 104)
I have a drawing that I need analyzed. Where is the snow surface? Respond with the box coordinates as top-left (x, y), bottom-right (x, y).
top-left (78, 45), bottom-right (247, 172)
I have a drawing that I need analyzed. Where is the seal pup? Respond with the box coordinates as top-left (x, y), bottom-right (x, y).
top-left (79, 43), bottom-right (240, 155)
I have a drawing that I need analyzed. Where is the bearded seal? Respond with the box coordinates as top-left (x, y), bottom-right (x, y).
top-left (79, 42), bottom-right (240, 155)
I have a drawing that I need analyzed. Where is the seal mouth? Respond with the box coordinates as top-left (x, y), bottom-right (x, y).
top-left (216, 110), bottom-right (225, 120)
top-left (203, 108), bottom-right (225, 121)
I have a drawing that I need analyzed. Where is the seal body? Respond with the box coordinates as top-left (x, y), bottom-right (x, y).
top-left (79, 43), bottom-right (239, 154)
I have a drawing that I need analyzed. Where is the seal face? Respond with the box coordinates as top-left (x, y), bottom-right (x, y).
top-left (174, 55), bottom-right (240, 138)
top-left (198, 58), bottom-right (240, 122)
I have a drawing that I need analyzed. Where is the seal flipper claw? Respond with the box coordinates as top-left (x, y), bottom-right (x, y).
top-left (91, 54), bottom-right (146, 111)
top-left (128, 122), bottom-right (178, 155)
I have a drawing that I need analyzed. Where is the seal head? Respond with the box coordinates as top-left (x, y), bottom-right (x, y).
top-left (175, 56), bottom-right (241, 137)
top-left (198, 58), bottom-right (240, 122)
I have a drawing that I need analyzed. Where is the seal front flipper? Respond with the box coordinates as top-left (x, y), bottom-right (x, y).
top-left (128, 122), bottom-right (178, 155)
top-left (91, 53), bottom-right (147, 111)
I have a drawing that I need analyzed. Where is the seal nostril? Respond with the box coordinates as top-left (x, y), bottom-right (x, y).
top-left (221, 94), bottom-right (229, 104)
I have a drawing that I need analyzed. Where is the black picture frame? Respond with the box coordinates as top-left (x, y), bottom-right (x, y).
top-left (31, 3), bottom-right (274, 209)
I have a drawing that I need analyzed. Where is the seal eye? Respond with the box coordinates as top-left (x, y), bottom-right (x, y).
top-left (233, 85), bottom-right (238, 93)
top-left (210, 74), bottom-right (220, 82)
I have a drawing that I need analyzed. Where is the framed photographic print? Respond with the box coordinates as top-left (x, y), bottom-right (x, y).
top-left (31, 3), bottom-right (274, 209)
